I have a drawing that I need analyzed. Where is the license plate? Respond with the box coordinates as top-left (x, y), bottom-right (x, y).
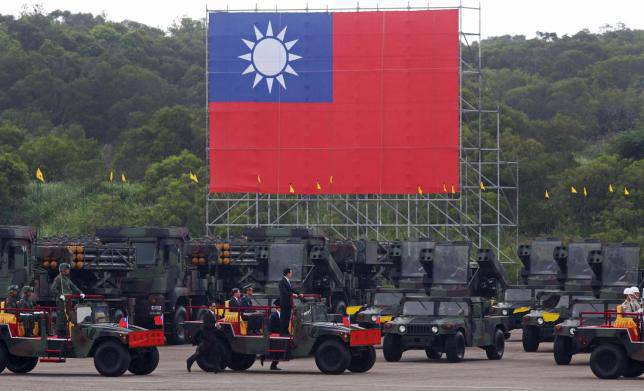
top-left (150, 305), bottom-right (162, 311)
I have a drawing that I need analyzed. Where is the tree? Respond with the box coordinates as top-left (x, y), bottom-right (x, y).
top-left (0, 152), bottom-right (29, 222)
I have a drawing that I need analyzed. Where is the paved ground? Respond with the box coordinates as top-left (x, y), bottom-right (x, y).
top-left (1, 334), bottom-right (642, 390)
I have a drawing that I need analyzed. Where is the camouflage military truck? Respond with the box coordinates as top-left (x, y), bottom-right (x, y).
top-left (521, 241), bottom-right (638, 352)
top-left (552, 243), bottom-right (641, 364)
top-left (95, 227), bottom-right (198, 344)
top-left (184, 296), bottom-right (380, 374)
top-left (382, 295), bottom-right (509, 362)
top-left (572, 311), bottom-right (643, 379)
top-left (0, 226), bottom-right (36, 300)
top-left (213, 228), bottom-right (353, 314)
top-left (381, 242), bottom-right (511, 362)
top-left (0, 294), bottom-right (164, 376)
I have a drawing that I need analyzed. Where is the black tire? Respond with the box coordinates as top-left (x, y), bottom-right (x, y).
top-left (0, 343), bottom-right (8, 374)
top-left (128, 347), bottom-right (159, 375)
top-left (622, 359), bottom-right (644, 378)
top-left (382, 334), bottom-right (403, 362)
top-left (485, 329), bottom-right (505, 360)
top-left (425, 346), bottom-right (442, 360)
top-left (228, 352), bottom-right (255, 371)
top-left (196, 339), bottom-right (229, 372)
top-left (589, 344), bottom-right (627, 379)
top-left (168, 306), bottom-right (187, 345)
top-left (445, 331), bottom-right (466, 363)
top-left (522, 326), bottom-right (540, 352)
top-left (314, 339), bottom-right (351, 374)
top-left (348, 347), bottom-right (376, 373)
top-left (6, 354), bottom-right (38, 374)
top-left (94, 341), bottom-right (131, 377)
top-left (553, 336), bottom-right (573, 365)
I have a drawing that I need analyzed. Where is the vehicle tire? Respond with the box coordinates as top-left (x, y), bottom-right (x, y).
top-left (553, 336), bottom-right (573, 365)
top-left (589, 344), bottom-right (627, 379)
top-left (445, 331), bottom-right (466, 363)
top-left (425, 346), bottom-right (442, 360)
top-left (6, 354), bottom-right (38, 374)
top-left (94, 341), bottom-right (131, 377)
top-left (621, 359), bottom-right (644, 378)
top-left (168, 306), bottom-right (187, 345)
top-left (196, 339), bottom-right (229, 372)
top-left (128, 347), bottom-right (159, 375)
top-left (314, 339), bottom-right (351, 374)
top-left (228, 352), bottom-right (255, 371)
top-left (485, 329), bottom-right (505, 360)
top-left (0, 343), bottom-right (9, 374)
top-left (522, 326), bottom-right (540, 352)
top-left (382, 334), bottom-right (403, 362)
top-left (348, 346), bottom-right (376, 373)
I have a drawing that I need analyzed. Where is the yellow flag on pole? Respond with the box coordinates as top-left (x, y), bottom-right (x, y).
top-left (35, 168), bottom-right (45, 183)
top-left (544, 189), bottom-right (550, 200)
top-left (583, 187), bottom-right (588, 197)
top-left (189, 171), bottom-right (199, 183)
top-left (316, 181), bottom-right (322, 191)
top-left (443, 183), bottom-right (448, 193)
top-left (608, 184), bottom-right (614, 193)
top-left (120, 173), bottom-right (126, 183)
top-left (451, 185), bottom-right (456, 195)
top-left (109, 170), bottom-right (114, 183)
top-left (624, 187), bottom-right (630, 196)
top-left (417, 185), bottom-right (423, 195)
top-left (480, 181), bottom-right (486, 191)
top-left (289, 184), bottom-right (295, 194)
top-left (570, 186), bottom-right (577, 194)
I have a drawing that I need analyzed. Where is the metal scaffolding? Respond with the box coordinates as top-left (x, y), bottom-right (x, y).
top-left (206, 1), bottom-right (519, 262)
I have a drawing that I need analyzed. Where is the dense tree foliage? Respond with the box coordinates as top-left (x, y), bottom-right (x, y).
top-left (0, 10), bottom-right (641, 250)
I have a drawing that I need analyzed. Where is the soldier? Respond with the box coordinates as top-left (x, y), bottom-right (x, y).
top-left (629, 286), bottom-right (642, 313)
top-left (621, 287), bottom-right (638, 317)
top-left (18, 286), bottom-right (36, 337)
top-left (5, 285), bottom-right (19, 313)
top-left (50, 263), bottom-right (84, 337)
top-left (186, 310), bottom-right (224, 373)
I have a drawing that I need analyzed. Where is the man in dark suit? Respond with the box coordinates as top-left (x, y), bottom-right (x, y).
top-left (241, 285), bottom-right (262, 334)
top-left (278, 268), bottom-right (301, 336)
top-left (268, 299), bottom-right (282, 370)
top-left (229, 288), bottom-right (242, 309)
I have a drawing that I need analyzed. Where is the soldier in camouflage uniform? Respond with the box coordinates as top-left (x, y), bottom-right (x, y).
top-left (18, 285), bottom-right (36, 337)
top-left (50, 263), bottom-right (84, 337)
top-left (5, 285), bottom-right (19, 313)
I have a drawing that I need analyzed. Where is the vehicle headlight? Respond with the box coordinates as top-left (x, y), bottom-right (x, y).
top-left (398, 325), bottom-right (406, 333)
top-left (569, 328), bottom-right (576, 336)
top-left (371, 315), bottom-right (378, 322)
top-left (537, 317), bottom-right (544, 325)
top-left (431, 326), bottom-right (439, 334)
top-left (502, 310), bottom-right (508, 316)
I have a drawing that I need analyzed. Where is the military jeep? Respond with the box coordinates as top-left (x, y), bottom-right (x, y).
top-left (184, 296), bottom-right (380, 374)
top-left (551, 297), bottom-right (622, 365)
top-left (349, 289), bottom-right (423, 329)
top-left (0, 295), bottom-right (164, 377)
top-left (573, 310), bottom-right (643, 379)
top-left (382, 296), bottom-right (510, 363)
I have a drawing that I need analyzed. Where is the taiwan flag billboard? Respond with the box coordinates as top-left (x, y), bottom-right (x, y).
top-left (208, 9), bottom-right (459, 194)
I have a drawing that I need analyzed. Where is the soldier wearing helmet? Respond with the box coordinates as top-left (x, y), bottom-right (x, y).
top-left (50, 263), bottom-right (84, 337)
top-left (18, 286), bottom-right (36, 337)
top-left (622, 287), bottom-right (638, 316)
top-left (628, 286), bottom-right (641, 313)
top-left (5, 285), bottom-right (19, 313)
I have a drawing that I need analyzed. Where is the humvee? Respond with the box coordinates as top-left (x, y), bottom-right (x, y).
top-left (349, 289), bottom-right (423, 329)
top-left (572, 310), bottom-right (643, 379)
top-left (382, 296), bottom-right (510, 362)
top-left (184, 296), bottom-right (380, 374)
top-left (0, 294), bottom-right (164, 377)
top-left (551, 297), bottom-right (622, 364)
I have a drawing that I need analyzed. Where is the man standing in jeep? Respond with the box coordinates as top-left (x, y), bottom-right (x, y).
top-left (278, 268), bottom-right (301, 336)
top-left (50, 263), bottom-right (84, 337)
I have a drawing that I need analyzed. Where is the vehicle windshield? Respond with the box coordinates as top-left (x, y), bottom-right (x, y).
top-left (402, 300), bottom-right (435, 316)
top-left (504, 289), bottom-right (532, 302)
top-left (571, 303), bottom-right (605, 318)
top-left (373, 292), bottom-right (403, 306)
top-left (76, 304), bottom-right (111, 324)
top-left (437, 302), bottom-right (470, 316)
top-left (300, 304), bottom-right (329, 323)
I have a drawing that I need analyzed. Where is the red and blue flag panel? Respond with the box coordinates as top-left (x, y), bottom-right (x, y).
top-left (208, 9), bottom-right (459, 194)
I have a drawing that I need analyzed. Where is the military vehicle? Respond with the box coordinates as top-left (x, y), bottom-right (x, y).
top-left (184, 295), bottom-right (380, 374)
top-left (0, 294), bottom-right (164, 377)
top-left (0, 226), bottom-right (36, 296)
top-left (381, 242), bottom-right (511, 362)
top-left (572, 310), bottom-right (643, 379)
top-left (351, 289), bottom-right (423, 328)
top-left (382, 295), bottom-right (509, 362)
top-left (521, 241), bottom-right (640, 352)
top-left (95, 227), bottom-right (204, 344)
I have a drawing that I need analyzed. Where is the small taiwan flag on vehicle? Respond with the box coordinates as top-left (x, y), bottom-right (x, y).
top-left (118, 316), bottom-right (129, 328)
top-left (154, 314), bottom-right (164, 327)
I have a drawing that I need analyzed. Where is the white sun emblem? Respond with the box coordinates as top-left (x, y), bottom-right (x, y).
top-left (238, 21), bottom-right (302, 93)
